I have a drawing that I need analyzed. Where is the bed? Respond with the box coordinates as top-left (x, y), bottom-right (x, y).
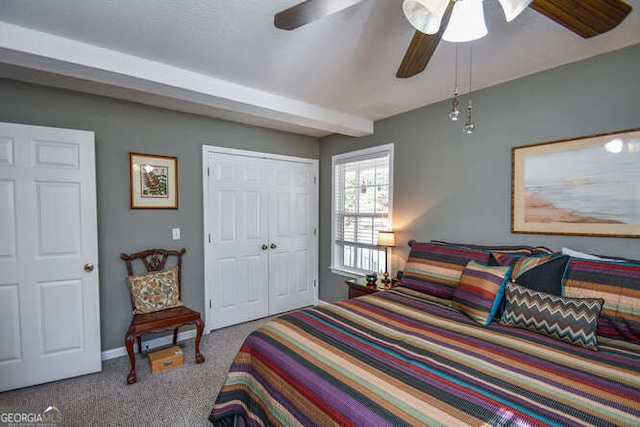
top-left (210, 242), bottom-right (640, 426)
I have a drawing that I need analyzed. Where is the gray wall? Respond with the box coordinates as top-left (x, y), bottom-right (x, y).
top-left (319, 43), bottom-right (640, 302)
top-left (3, 43), bottom-right (640, 348)
top-left (0, 79), bottom-right (319, 351)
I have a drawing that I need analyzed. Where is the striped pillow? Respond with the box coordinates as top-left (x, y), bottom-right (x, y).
top-left (512, 255), bottom-right (556, 277)
top-left (501, 282), bottom-right (603, 350)
top-left (430, 240), bottom-right (534, 255)
top-left (490, 252), bottom-right (524, 267)
top-left (401, 243), bottom-right (491, 304)
top-left (452, 261), bottom-right (511, 326)
top-left (532, 246), bottom-right (554, 255)
top-left (563, 259), bottom-right (640, 343)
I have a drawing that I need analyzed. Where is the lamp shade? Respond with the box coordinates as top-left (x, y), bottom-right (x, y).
top-left (402, 0), bottom-right (450, 35)
top-left (377, 231), bottom-right (396, 247)
top-left (497, 0), bottom-right (533, 22)
top-left (442, 0), bottom-right (488, 43)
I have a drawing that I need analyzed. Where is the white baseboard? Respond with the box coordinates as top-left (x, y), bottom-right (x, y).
top-left (102, 303), bottom-right (332, 361)
top-left (101, 329), bottom-right (198, 361)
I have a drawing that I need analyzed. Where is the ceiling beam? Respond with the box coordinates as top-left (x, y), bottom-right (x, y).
top-left (0, 22), bottom-right (373, 137)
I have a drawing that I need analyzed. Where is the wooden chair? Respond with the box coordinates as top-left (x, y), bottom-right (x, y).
top-left (120, 248), bottom-right (204, 384)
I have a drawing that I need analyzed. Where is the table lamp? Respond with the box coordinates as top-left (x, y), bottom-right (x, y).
top-left (377, 230), bottom-right (396, 285)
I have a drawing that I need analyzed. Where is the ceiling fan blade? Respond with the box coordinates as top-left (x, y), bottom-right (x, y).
top-left (396, 0), bottom-right (456, 79)
top-left (274, 0), bottom-right (361, 30)
top-left (530, 0), bottom-right (632, 38)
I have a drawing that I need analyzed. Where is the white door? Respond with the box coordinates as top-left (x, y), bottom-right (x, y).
top-left (0, 122), bottom-right (101, 392)
top-left (204, 147), bottom-right (318, 331)
top-left (206, 152), bottom-right (270, 330)
top-left (268, 160), bottom-right (317, 315)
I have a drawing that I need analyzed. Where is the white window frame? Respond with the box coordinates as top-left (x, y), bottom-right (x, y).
top-left (330, 143), bottom-right (394, 278)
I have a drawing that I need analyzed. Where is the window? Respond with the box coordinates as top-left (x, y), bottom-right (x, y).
top-left (331, 144), bottom-right (393, 276)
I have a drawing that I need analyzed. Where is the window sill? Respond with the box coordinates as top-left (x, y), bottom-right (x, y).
top-left (329, 266), bottom-right (367, 279)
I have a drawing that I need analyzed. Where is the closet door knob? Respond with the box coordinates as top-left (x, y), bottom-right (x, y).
top-left (270, 243), bottom-right (277, 249)
top-left (261, 244), bottom-right (268, 250)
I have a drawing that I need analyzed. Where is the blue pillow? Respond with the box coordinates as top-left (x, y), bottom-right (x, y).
top-left (492, 254), bottom-right (569, 296)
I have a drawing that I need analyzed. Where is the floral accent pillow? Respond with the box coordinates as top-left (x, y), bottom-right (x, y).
top-left (126, 266), bottom-right (183, 314)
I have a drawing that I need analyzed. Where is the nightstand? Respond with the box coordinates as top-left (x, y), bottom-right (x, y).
top-left (346, 277), bottom-right (398, 299)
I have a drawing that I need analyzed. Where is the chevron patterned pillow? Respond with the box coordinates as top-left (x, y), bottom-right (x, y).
top-left (500, 282), bottom-right (604, 350)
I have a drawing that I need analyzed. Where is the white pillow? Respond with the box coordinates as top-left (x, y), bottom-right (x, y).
top-left (561, 247), bottom-right (621, 262)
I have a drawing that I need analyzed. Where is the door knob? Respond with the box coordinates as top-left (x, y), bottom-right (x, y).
top-left (84, 263), bottom-right (94, 272)
top-left (261, 244), bottom-right (268, 250)
top-left (270, 243), bottom-right (277, 249)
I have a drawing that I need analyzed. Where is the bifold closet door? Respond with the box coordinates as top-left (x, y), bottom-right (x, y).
top-left (267, 160), bottom-right (316, 315)
top-left (206, 152), bottom-right (269, 330)
top-left (205, 148), bottom-right (318, 331)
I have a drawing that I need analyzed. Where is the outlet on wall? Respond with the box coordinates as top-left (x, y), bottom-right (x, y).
top-left (172, 228), bottom-right (180, 240)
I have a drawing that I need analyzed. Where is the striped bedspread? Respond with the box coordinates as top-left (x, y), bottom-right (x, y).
top-left (210, 288), bottom-right (640, 426)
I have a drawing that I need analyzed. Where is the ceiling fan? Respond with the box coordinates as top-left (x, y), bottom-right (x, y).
top-left (274, 0), bottom-right (633, 79)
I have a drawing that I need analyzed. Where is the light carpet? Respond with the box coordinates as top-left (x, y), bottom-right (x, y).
top-left (0, 318), bottom-right (270, 427)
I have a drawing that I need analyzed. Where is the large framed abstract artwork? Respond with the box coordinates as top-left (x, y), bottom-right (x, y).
top-left (129, 152), bottom-right (178, 209)
top-left (512, 128), bottom-right (640, 237)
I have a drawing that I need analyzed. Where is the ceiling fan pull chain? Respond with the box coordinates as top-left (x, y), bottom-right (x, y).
top-left (464, 43), bottom-right (475, 135)
top-left (449, 45), bottom-right (461, 121)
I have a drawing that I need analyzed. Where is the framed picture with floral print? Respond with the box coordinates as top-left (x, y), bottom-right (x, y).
top-left (129, 152), bottom-right (178, 209)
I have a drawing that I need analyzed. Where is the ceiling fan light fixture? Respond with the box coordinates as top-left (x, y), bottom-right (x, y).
top-left (442, 0), bottom-right (488, 43)
top-left (402, 0), bottom-right (450, 35)
top-left (497, 0), bottom-right (533, 22)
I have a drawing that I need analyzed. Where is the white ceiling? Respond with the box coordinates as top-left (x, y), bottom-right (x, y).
top-left (1, 0), bottom-right (639, 137)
